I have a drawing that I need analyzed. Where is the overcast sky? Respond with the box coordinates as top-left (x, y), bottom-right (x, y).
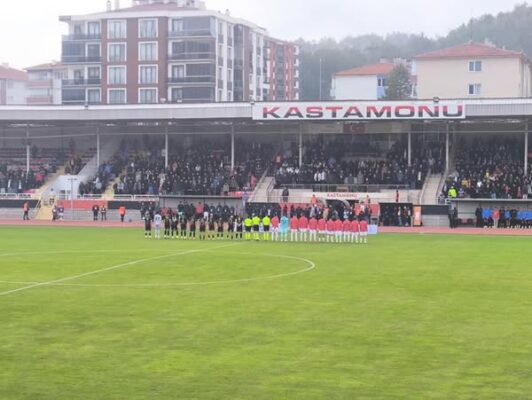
top-left (0, 0), bottom-right (526, 69)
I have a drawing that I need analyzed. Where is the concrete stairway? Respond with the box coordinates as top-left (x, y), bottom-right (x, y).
top-left (250, 176), bottom-right (275, 203)
top-left (420, 174), bottom-right (443, 205)
top-left (35, 203), bottom-right (53, 221)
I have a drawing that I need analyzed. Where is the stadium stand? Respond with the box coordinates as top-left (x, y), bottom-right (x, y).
top-left (274, 135), bottom-right (445, 189)
top-left (442, 138), bottom-right (532, 199)
top-left (113, 138), bottom-right (274, 196)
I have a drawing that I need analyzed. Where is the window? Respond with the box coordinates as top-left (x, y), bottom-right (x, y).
top-left (377, 78), bottom-right (387, 87)
top-left (108, 43), bottom-right (126, 62)
top-left (87, 44), bottom-right (101, 58)
top-left (87, 22), bottom-right (100, 37)
top-left (468, 83), bottom-right (481, 95)
top-left (108, 89), bottom-right (126, 104)
top-left (139, 88), bottom-right (157, 104)
top-left (171, 19), bottom-right (184, 33)
top-left (108, 66), bottom-right (126, 85)
top-left (139, 42), bottom-right (157, 61)
top-left (108, 20), bottom-right (126, 39)
top-left (87, 89), bottom-right (101, 104)
top-left (88, 67), bottom-right (100, 79)
top-left (469, 60), bottom-right (482, 72)
top-left (171, 88), bottom-right (183, 102)
top-left (139, 66), bottom-right (157, 84)
top-left (30, 88), bottom-right (52, 97)
top-left (172, 65), bottom-right (185, 78)
top-left (139, 19), bottom-right (157, 38)
top-left (187, 63), bottom-right (212, 76)
top-left (218, 89), bottom-right (223, 102)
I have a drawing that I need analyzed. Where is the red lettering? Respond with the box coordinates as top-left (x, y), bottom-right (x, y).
top-left (395, 106), bottom-right (416, 118)
top-left (367, 106), bottom-right (392, 118)
top-left (325, 106), bottom-right (343, 118)
top-left (306, 106), bottom-right (324, 118)
top-left (284, 107), bottom-right (304, 118)
top-left (343, 106), bottom-right (363, 118)
top-left (263, 107), bottom-right (281, 119)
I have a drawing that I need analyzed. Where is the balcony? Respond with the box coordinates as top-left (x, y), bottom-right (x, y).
top-left (167, 76), bottom-right (215, 84)
top-left (62, 56), bottom-right (102, 64)
top-left (62, 78), bottom-right (101, 86)
top-left (63, 33), bottom-right (101, 41)
top-left (168, 29), bottom-right (213, 38)
top-left (168, 52), bottom-right (215, 61)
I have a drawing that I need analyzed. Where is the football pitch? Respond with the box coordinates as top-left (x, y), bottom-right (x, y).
top-left (1, 227), bottom-right (532, 400)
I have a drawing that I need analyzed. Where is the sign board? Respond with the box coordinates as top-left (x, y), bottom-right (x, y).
top-left (253, 101), bottom-right (466, 121)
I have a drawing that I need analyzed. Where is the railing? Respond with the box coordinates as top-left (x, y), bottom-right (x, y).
top-left (56, 193), bottom-right (160, 202)
top-left (168, 52), bottom-right (216, 61)
top-left (276, 183), bottom-right (410, 193)
top-left (63, 33), bottom-right (101, 41)
top-left (168, 29), bottom-right (213, 37)
top-left (62, 79), bottom-right (101, 86)
top-left (167, 76), bottom-right (215, 84)
top-left (62, 56), bottom-right (102, 63)
top-left (0, 193), bottom-right (34, 199)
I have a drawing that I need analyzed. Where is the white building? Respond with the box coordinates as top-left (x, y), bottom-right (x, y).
top-left (331, 62), bottom-right (395, 100)
top-left (0, 64), bottom-right (27, 105)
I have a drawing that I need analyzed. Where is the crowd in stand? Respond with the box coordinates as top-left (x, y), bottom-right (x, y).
top-left (442, 138), bottom-right (532, 199)
top-left (0, 147), bottom-right (67, 194)
top-left (113, 138), bottom-right (272, 196)
top-left (274, 136), bottom-right (444, 189)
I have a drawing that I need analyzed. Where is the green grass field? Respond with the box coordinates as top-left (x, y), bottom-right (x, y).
top-left (1, 227), bottom-right (532, 399)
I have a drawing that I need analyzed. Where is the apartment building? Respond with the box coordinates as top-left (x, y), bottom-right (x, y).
top-left (0, 64), bottom-right (27, 105)
top-left (59, 0), bottom-right (299, 105)
top-left (415, 41), bottom-right (532, 99)
top-left (25, 63), bottom-right (66, 105)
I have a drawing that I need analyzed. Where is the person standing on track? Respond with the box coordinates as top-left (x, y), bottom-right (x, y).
top-left (326, 218), bottom-right (335, 243)
top-left (334, 218), bottom-right (343, 243)
top-left (23, 201), bottom-right (30, 221)
top-left (189, 218), bottom-right (196, 240)
top-left (343, 218), bottom-right (353, 243)
top-left (317, 216), bottom-right (326, 242)
top-left (171, 212), bottom-right (178, 239)
top-left (199, 218), bottom-right (207, 241)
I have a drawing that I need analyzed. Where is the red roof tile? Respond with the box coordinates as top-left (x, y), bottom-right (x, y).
top-left (25, 62), bottom-right (62, 71)
top-left (0, 65), bottom-right (27, 81)
top-left (415, 42), bottom-right (524, 60)
top-left (335, 63), bottom-right (396, 77)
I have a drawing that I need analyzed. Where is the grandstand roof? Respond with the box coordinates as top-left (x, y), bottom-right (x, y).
top-left (415, 42), bottom-right (526, 60)
top-left (0, 65), bottom-right (27, 81)
top-left (335, 63), bottom-right (396, 77)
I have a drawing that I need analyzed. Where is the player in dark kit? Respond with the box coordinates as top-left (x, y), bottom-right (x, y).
top-left (180, 217), bottom-right (188, 239)
top-left (217, 219), bottom-right (224, 240)
top-left (208, 218), bottom-right (215, 240)
top-left (144, 211), bottom-right (152, 239)
top-left (164, 214), bottom-right (171, 239)
top-left (199, 218), bottom-right (207, 240)
top-left (236, 217), bottom-right (243, 240)
top-left (171, 213), bottom-right (178, 239)
top-left (189, 218), bottom-right (196, 239)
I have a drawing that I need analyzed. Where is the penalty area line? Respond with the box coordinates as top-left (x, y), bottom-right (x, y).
top-left (0, 243), bottom-right (239, 297)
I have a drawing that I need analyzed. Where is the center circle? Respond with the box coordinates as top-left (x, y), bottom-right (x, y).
top-left (0, 250), bottom-right (316, 288)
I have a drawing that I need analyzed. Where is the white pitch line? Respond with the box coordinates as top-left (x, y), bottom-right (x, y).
top-left (0, 254), bottom-right (317, 289)
top-left (0, 243), bottom-right (239, 297)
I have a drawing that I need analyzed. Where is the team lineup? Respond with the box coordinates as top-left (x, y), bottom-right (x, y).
top-left (144, 211), bottom-right (369, 244)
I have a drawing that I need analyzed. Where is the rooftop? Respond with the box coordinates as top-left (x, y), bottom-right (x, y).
top-left (0, 65), bottom-right (27, 81)
top-left (334, 63), bottom-right (396, 77)
top-left (415, 42), bottom-right (526, 60)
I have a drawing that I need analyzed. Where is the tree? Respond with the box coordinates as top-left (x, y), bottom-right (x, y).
top-left (383, 64), bottom-right (412, 100)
